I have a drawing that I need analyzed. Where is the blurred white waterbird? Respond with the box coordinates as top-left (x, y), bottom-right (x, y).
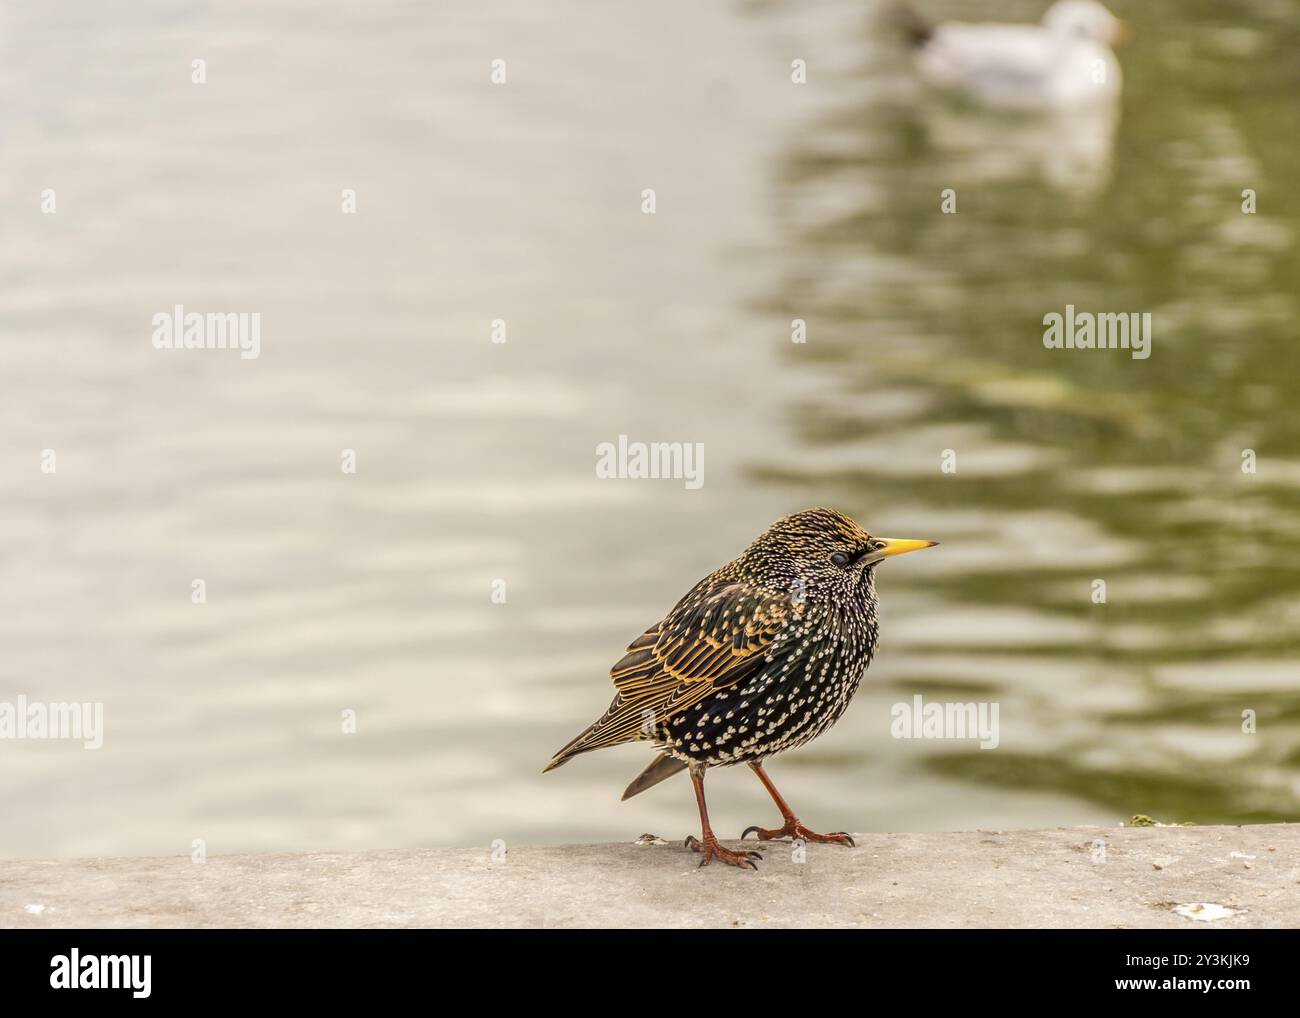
top-left (901, 1), bottom-right (1126, 110)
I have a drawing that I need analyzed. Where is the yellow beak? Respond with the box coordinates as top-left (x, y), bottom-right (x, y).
top-left (875, 538), bottom-right (939, 558)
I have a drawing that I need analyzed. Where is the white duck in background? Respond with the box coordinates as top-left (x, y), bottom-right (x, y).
top-left (905, 1), bottom-right (1126, 110)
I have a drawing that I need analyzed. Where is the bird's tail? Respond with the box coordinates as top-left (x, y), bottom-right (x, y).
top-left (621, 753), bottom-right (688, 800)
top-left (888, 1), bottom-right (932, 47)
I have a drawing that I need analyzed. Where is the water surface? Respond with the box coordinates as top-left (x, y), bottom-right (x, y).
top-left (1, 0), bottom-right (1297, 857)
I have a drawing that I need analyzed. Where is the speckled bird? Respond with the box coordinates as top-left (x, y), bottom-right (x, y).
top-left (544, 507), bottom-right (937, 870)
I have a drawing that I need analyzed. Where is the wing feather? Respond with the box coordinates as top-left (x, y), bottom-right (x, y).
top-left (551, 579), bottom-right (802, 762)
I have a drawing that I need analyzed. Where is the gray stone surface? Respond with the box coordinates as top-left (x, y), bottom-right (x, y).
top-left (3, 824), bottom-right (1297, 928)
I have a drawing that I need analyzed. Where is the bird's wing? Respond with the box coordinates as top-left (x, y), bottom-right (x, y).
top-left (566, 580), bottom-right (804, 758)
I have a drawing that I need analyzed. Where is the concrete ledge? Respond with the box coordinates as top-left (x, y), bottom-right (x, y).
top-left (3, 824), bottom-right (1297, 928)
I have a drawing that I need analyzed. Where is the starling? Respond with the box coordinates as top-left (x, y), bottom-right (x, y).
top-left (544, 507), bottom-right (937, 870)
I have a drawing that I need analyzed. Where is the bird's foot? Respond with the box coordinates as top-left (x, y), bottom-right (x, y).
top-left (741, 820), bottom-right (855, 847)
top-left (684, 834), bottom-right (763, 870)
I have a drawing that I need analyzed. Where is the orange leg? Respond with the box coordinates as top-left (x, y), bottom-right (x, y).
top-left (683, 763), bottom-right (762, 870)
top-left (741, 761), bottom-right (855, 847)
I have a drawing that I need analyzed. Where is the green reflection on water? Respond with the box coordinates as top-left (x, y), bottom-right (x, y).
top-left (753, 1), bottom-right (1300, 823)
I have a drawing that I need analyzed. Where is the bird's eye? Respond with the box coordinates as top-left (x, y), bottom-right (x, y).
top-left (830, 552), bottom-right (850, 567)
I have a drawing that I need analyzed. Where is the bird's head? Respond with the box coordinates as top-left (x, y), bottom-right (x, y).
top-left (1043, 0), bottom-right (1127, 46)
top-left (743, 507), bottom-right (937, 604)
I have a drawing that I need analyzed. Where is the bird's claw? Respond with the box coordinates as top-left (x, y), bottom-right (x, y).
top-left (741, 821), bottom-right (855, 847)
top-left (685, 834), bottom-right (762, 870)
